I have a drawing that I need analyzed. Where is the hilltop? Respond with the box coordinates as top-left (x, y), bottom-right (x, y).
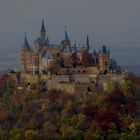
top-left (0, 72), bottom-right (140, 139)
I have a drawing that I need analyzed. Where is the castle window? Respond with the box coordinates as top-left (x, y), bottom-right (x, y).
top-left (77, 70), bottom-right (81, 74)
top-left (87, 87), bottom-right (91, 92)
top-left (105, 61), bottom-right (108, 66)
top-left (83, 71), bottom-right (86, 74)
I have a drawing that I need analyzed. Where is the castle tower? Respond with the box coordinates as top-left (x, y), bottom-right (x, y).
top-left (21, 34), bottom-right (30, 71)
top-left (35, 20), bottom-right (48, 51)
top-left (99, 46), bottom-right (110, 74)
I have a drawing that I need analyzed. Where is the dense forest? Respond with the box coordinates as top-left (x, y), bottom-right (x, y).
top-left (0, 73), bottom-right (140, 140)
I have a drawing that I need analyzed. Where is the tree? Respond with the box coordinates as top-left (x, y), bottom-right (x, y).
top-left (0, 128), bottom-right (9, 140)
top-left (41, 121), bottom-right (59, 140)
top-left (122, 80), bottom-right (133, 98)
top-left (25, 130), bottom-right (40, 140)
top-left (108, 89), bottom-right (125, 105)
top-left (60, 125), bottom-right (84, 140)
top-left (10, 127), bottom-right (24, 140)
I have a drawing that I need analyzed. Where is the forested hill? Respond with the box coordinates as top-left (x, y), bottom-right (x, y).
top-left (0, 73), bottom-right (140, 139)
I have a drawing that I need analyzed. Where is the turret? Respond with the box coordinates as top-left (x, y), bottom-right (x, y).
top-left (21, 34), bottom-right (30, 71)
top-left (35, 20), bottom-right (48, 47)
top-left (61, 27), bottom-right (72, 52)
top-left (99, 45), bottom-right (110, 74)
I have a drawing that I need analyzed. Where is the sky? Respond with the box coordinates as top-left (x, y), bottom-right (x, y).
top-left (0, 0), bottom-right (140, 70)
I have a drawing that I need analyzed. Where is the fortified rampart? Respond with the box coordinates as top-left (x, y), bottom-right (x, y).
top-left (21, 73), bottom-right (124, 93)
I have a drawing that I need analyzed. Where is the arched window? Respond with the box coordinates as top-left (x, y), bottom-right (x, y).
top-left (77, 70), bottom-right (81, 74)
top-left (105, 61), bottom-right (108, 66)
top-left (83, 71), bottom-right (86, 74)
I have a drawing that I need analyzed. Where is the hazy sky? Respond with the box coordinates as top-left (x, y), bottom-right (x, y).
top-left (0, 0), bottom-right (140, 69)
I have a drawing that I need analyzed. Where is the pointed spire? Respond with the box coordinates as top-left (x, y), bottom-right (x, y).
top-left (99, 48), bottom-right (101, 54)
top-left (47, 37), bottom-right (49, 44)
top-left (74, 43), bottom-right (77, 52)
top-left (86, 35), bottom-right (89, 47)
top-left (23, 33), bottom-right (30, 49)
top-left (41, 20), bottom-right (46, 32)
top-left (86, 35), bottom-right (90, 52)
top-left (64, 26), bottom-right (70, 41)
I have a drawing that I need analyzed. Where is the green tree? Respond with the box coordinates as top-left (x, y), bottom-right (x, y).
top-left (60, 125), bottom-right (84, 140)
top-left (10, 127), bottom-right (24, 140)
top-left (0, 129), bottom-right (9, 140)
top-left (24, 130), bottom-right (40, 140)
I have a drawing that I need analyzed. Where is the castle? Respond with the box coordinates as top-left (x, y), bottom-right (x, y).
top-left (21, 21), bottom-right (123, 93)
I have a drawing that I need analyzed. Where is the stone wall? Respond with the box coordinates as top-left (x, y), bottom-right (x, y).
top-left (56, 82), bottom-right (95, 94)
top-left (21, 73), bottom-right (124, 92)
top-left (97, 74), bottom-right (124, 91)
top-left (21, 73), bottom-right (39, 84)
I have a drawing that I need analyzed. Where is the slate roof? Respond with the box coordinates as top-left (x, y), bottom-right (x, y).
top-left (41, 20), bottom-right (46, 32)
top-left (23, 35), bottom-right (30, 49)
top-left (102, 45), bottom-right (108, 54)
top-left (36, 38), bottom-right (48, 46)
top-left (49, 44), bottom-right (59, 49)
top-left (65, 29), bottom-right (70, 41)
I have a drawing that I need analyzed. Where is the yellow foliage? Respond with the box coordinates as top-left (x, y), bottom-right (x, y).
top-left (78, 113), bottom-right (86, 122)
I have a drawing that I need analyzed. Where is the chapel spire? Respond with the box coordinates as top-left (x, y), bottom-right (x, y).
top-left (41, 20), bottom-right (46, 32)
top-left (40, 20), bottom-right (46, 39)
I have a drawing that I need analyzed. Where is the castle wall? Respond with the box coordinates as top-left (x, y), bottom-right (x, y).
top-left (56, 83), bottom-right (75, 94)
top-left (21, 73), bottom-right (39, 84)
top-left (20, 73), bottom-right (124, 93)
top-left (41, 74), bottom-right (97, 90)
top-left (56, 82), bottom-right (95, 94)
top-left (67, 67), bottom-right (99, 75)
top-left (97, 75), bottom-right (124, 91)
